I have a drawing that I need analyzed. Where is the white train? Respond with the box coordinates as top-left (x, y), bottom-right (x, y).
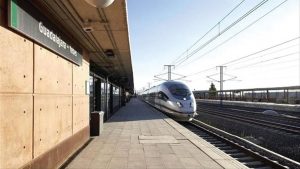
top-left (141, 81), bottom-right (197, 121)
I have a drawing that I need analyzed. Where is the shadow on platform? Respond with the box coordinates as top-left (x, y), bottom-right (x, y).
top-left (106, 98), bottom-right (167, 122)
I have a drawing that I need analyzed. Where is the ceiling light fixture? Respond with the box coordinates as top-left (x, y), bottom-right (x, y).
top-left (82, 20), bottom-right (94, 32)
top-left (104, 49), bottom-right (115, 58)
top-left (84, 0), bottom-right (115, 8)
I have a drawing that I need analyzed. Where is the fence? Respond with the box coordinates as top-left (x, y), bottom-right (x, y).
top-left (193, 86), bottom-right (300, 104)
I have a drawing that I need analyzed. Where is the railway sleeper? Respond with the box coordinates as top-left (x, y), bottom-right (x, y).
top-left (209, 141), bottom-right (223, 144)
top-left (203, 138), bottom-right (218, 141)
top-left (198, 135), bottom-right (213, 139)
top-left (213, 143), bottom-right (227, 147)
top-left (223, 149), bottom-right (240, 154)
top-left (243, 161), bottom-right (265, 168)
top-left (196, 133), bottom-right (210, 137)
top-left (218, 146), bottom-right (233, 150)
top-left (230, 152), bottom-right (247, 158)
top-left (235, 156), bottom-right (255, 162)
top-left (253, 166), bottom-right (273, 169)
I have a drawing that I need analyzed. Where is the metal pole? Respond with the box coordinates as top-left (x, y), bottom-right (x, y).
top-left (168, 66), bottom-right (171, 80)
top-left (164, 65), bottom-right (175, 81)
top-left (106, 76), bottom-right (109, 120)
top-left (267, 90), bottom-right (269, 102)
top-left (287, 89), bottom-right (289, 104)
top-left (217, 66), bottom-right (225, 106)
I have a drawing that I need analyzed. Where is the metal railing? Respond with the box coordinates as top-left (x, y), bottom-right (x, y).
top-left (193, 86), bottom-right (300, 104)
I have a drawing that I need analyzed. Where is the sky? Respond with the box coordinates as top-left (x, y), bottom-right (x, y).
top-left (127, 0), bottom-right (300, 92)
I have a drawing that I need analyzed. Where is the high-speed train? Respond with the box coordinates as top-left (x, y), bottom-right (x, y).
top-left (141, 81), bottom-right (197, 121)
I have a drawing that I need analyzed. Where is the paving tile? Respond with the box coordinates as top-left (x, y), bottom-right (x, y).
top-left (216, 159), bottom-right (248, 169)
top-left (130, 143), bottom-right (143, 149)
top-left (107, 157), bottom-right (127, 169)
top-left (156, 144), bottom-right (174, 154)
top-left (127, 160), bottom-right (147, 169)
top-left (147, 166), bottom-right (166, 169)
top-left (65, 158), bottom-right (92, 169)
top-left (179, 158), bottom-right (202, 168)
top-left (140, 139), bottom-right (179, 144)
top-left (161, 154), bottom-right (184, 169)
top-left (144, 150), bottom-right (160, 157)
top-left (129, 148), bottom-right (144, 155)
top-left (117, 142), bottom-right (131, 150)
top-left (145, 157), bottom-right (163, 167)
top-left (63, 99), bottom-right (245, 169)
top-left (128, 153), bottom-right (145, 162)
top-left (171, 145), bottom-right (193, 158)
top-left (113, 149), bottom-right (129, 157)
top-left (194, 159), bottom-right (223, 169)
top-left (88, 159), bottom-right (109, 169)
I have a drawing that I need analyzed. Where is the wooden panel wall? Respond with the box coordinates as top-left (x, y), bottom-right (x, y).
top-left (33, 95), bottom-right (72, 157)
top-left (0, 27), bottom-right (33, 169)
top-left (34, 44), bottom-right (72, 94)
top-left (73, 96), bottom-right (89, 133)
top-left (0, 27), bottom-right (90, 168)
top-left (73, 60), bottom-right (89, 133)
top-left (0, 95), bottom-right (33, 169)
top-left (73, 61), bottom-right (89, 95)
top-left (0, 27), bottom-right (33, 93)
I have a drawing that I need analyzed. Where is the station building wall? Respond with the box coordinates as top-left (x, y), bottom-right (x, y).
top-left (0, 4), bottom-right (90, 168)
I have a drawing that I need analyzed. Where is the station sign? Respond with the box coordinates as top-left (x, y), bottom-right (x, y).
top-left (8, 0), bottom-right (82, 65)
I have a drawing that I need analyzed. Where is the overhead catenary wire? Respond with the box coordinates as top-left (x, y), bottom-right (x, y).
top-left (249, 58), bottom-right (299, 69)
top-left (223, 37), bottom-right (299, 66)
top-left (223, 44), bottom-right (299, 67)
top-left (233, 51), bottom-right (299, 70)
top-left (176, 0), bottom-right (289, 69)
top-left (174, 0), bottom-right (270, 67)
top-left (183, 36), bottom-right (299, 78)
top-left (171, 0), bottom-right (246, 64)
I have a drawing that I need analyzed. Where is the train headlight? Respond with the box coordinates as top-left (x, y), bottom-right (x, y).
top-left (176, 102), bottom-right (183, 108)
top-left (190, 102), bottom-right (194, 108)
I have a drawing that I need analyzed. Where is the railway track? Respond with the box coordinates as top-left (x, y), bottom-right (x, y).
top-left (182, 120), bottom-right (300, 169)
top-left (197, 107), bottom-right (300, 135)
top-left (197, 103), bottom-right (300, 127)
top-left (196, 105), bottom-right (300, 135)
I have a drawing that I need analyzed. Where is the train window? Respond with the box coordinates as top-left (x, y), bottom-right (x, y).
top-left (158, 91), bottom-right (169, 101)
top-left (167, 84), bottom-right (191, 100)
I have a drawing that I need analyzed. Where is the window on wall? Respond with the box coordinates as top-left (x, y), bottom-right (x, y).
top-left (101, 82), bottom-right (106, 112)
top-left (107, 83), bottom-right (111, 115)
top-left (89, 75), bottom-right (95, 112)
top-left (113, 86), bottom-right (120, 110)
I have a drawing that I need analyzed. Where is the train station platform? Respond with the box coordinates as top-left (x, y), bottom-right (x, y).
top-left (64, 98), bottom-right (248, 169)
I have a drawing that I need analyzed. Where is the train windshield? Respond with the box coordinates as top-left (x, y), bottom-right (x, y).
top-left (167, 83), bottom-right (191, 100)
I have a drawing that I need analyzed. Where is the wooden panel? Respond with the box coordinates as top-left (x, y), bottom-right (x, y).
top-left (34, 44), bottom-right (72, 94)
top-left (0, 94), bottom-right (33, 169)
top-left (73, 60), bottom-right (89, 95)
top-left (34, 95), bottom-right (72, 157)
top-left (73, 96), bottom-right (89, 133)
top-left (0, 27), bottom-right (33, 93)
top-left (21, 127), bottom-right (89, 169)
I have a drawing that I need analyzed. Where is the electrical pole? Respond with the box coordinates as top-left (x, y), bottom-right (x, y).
top-left (217, 66), bottom-right (226, 106)
top-left (164, 65), bottom-right (175, 80)
top-left (207, 66), bottom-right (237, 107)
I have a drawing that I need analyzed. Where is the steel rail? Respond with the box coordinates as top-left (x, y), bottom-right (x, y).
top-left (197, 107), bottom-right (300, 135)
top-left (185, 120), bottom-right (300, 169)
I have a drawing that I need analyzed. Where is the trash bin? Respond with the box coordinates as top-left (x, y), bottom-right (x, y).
top-left (90, 111), bottom-right (105, 136)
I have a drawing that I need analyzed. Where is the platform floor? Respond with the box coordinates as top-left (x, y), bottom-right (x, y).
top-left (64, 98), bottom-right (248, 169)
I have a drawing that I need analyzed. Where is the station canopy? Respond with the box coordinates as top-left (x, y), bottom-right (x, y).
top-left (33, 0), bottom-right (134, 92)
